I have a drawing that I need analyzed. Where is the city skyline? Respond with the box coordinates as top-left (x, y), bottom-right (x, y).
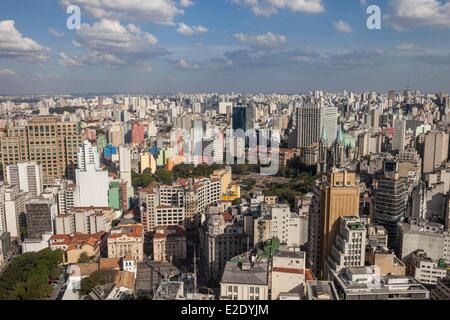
top-left (1, 0), bottom-right (450, 94)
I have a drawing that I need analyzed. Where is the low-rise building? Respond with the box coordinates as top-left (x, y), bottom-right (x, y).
top-left (306, 280), bottom-right (339, 300)
top-left (405, 250), bottom-right (449, 286)
top-left (271, 248), bottom-right (306, 300)
top-left (332, 266), bottom-right (430, 300)
top-left (220, 254), bottom-right (269, 300)
top-left (49, 232), bottom-right (107, 264)
top-left (153, 225), bottom-right (187, 263)
top-left (107, 224), bottom-right (144, 262)
top-left (365, 244), bottom-right (406, 276)
top-left (431, 272), bottom-right (450, 300)
top-left (22, 232), bottom-right (52, 253)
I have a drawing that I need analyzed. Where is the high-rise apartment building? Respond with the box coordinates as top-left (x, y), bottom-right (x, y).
top-left (5, 162), bottom-right (43, 197)
top-left (75, 141), bottom-right (109, 207)
top-left (392, 119), bottom-right (406, 151)
top-left (119, 146), bottom-right (132, 188)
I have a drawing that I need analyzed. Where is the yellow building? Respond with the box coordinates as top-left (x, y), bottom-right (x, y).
top-left (320, 169), bottom-right (360, 275)
top-left (49, 232), bottom-right (106, 264)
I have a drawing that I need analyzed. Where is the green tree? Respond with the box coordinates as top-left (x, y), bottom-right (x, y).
top-left (80, 270), bottom-right (117, 296)
top-left (155, 168), bottom-right (173, 185)
top-left (0, 248), bottom-right (63, 300)
top-left (78, 252), bottom-right (91, 264)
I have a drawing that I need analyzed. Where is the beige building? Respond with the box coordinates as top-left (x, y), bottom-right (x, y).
top-left (153, 225), bottom-right (187, 263)
top-left (320, 169), bottom-right (360, 276)
top-left (365, 245), bottom-right (406, 276)
top-left (0, 117), bottom-right (83, 186)
top-left (107, 224), bottom-right (144, 262)
top-left (423, 130), bottom-right (449, 173)
top-left (49, 231), bottom-right (106, 264)
top-left (271, 249), bottom-right (306, 300)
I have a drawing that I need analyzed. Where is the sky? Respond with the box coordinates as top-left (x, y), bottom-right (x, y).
top-left (1, 0), bottom-right (450, 94)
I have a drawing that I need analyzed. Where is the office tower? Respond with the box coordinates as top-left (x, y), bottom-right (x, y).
top-left (295, 104), bottom-right (338, 148)
top-left (392, 119), bottom-right (406, 151)
top-left (131, 122), bottom-right (145, 145)
top-left (119, 146), bottom-right (132, 187)
top-left (423, 131), bottom-right (449, 173)
top-left (308, 169), bottom-right (360, 277)
top-left (74, 141), bottom-right (109, 207)
top-left (232, 106), bottom-right (255, 132)
top-left (374, 160), bottom-right (409, 251)
top-left (5, 162), bottom-right (43, 197)
top-left (25, 198), bottom-right (57, 239)
top-left (0, 117), bottom-right (83, 186)
top-left (325, 216), bottom-right (366, 279)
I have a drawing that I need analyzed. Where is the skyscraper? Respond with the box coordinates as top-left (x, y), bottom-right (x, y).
top-left (308, 168), bottom-right (360, 278)
top-left (295, 104), bottom-right (338, 148)
top-left (374, 160), bottom-right (409, 251)
top-left (320, 169), bottom-right (360, 275)
top-left (232, 105), bottom-right (255, 132)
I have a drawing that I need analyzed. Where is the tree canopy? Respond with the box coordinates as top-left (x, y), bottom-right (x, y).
top-left (0, 248), bottom-right (63, 300)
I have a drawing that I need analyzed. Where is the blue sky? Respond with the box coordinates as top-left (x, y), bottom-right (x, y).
top-left (1, 0), bottom-right (450, 94)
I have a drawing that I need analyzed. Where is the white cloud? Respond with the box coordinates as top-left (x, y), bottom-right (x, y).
top-left (0, 20), bottom-right (51, 63)
top-left (231, 0), bottom-right (324, 16)
top-left (395, 43), bottom-right (417, 50)
top-left (59, 0), bottom-right (185, 25)
top-left (0, 68), bottom-right (17, 77)
top-left (59, 19), bottom-right (167, 67)
top-left (334, 20), bottom-right (353, 33)
top-left (386, 0), bottom-right (450, 29)
top-left (234, 32), bottom-right (287, 48)
top-left (171, 58), bottom-right (199, 69)
top-left (59, 52), bottom-right (84, 66)
top-left (48, 28), bottom-right (64, 37)
top-left (179, 0), bottom-right (194, 7)
top-left (176, 23), bottom-right (208, 35)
